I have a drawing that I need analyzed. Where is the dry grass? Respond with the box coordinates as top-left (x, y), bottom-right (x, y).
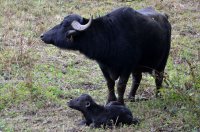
top-left (0, 0), bottom-right (199, 131)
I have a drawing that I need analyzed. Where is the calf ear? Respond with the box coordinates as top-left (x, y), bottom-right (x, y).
top-left (85, 101), bottom-right (91, 108)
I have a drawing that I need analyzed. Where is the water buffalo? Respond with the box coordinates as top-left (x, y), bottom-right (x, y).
top-left (68, 94), bottom-right (139, 128)
top-left (41, 7), bottom-right (171, 104)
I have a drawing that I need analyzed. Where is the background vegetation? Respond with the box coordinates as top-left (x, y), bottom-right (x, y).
top-left (0, 0), bottom-right (199, 131)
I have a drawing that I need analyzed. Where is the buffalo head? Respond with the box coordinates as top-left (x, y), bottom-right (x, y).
top-left (41, 14), bottom-right (92, 49)
top-left (68, 94), bottom-right (96, 112)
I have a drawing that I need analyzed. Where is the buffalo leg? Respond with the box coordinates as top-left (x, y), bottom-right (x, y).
top-left (155, 71), bottom-right (164, 97)
top-left (100, 67), bottom-right (116, 103)
top-left (128, 72), bottom-right (142, 101)
top-left (117, 73), bottom-right (130, 104)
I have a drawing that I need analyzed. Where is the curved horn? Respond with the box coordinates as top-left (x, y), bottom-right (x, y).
top-left (71, 16), bottom-right (93, 31)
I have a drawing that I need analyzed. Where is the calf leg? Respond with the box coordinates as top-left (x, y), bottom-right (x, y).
top-left (128, 72), bottom-right (142, 100)
top-left (100, 66), bottom-right (116, 103)
top-left (155, 71), bottom-right (164, 97)
top-left (117, 72), bottom-right (130, 104)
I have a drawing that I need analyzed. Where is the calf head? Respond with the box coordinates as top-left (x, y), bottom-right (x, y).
top-left (41, 14), bottom-right (92, 49)
top-left (68, 94), bottom-right (95, 112)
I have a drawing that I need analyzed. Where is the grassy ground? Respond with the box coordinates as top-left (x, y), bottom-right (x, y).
top-left (0, 0), bottom-right (199, 131)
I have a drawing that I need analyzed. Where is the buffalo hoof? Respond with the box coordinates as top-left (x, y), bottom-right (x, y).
top-left (106, 101), bottom-right (124, 106)
top-left (107, 97), bottom-right (117, 104)
top-left (132, 118), bottom-right (140, 125)
top-left (128, 96), bottom-right (136, 102)
top-left (156, 92), bottom-right (162, 98)
top-left (77, 119), bottom-right (87, 126)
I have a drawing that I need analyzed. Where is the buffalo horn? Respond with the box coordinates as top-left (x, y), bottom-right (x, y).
top-left (71, 17), bottom-right (92, 31)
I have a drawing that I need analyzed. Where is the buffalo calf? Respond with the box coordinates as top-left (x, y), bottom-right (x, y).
top-left (68, 94), bottom-right (139, 128)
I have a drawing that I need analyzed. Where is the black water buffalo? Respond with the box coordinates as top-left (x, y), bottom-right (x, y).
top-left (68, 94), bottom-right (139, 128)
top-left (41, 7), bottom-right (171, 104)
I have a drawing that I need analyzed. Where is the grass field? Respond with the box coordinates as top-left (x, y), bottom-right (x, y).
top-left (0, 0), bottom-right (200, 131)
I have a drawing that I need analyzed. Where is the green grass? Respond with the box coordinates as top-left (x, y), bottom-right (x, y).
top-left (0, 0), bottom-right (200, 131)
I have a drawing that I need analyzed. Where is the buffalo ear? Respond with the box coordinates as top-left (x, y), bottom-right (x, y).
top-left (66, 30), bottom-right (78, 41)
top-left (85, 101), bottom-right (91, 108)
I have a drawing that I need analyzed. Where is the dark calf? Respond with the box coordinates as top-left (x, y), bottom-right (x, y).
top-left (68, 94), bottom-right (139, 128)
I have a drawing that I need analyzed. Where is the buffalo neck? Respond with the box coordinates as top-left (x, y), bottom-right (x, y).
top-left (75, 17), bottom-right (116, 62)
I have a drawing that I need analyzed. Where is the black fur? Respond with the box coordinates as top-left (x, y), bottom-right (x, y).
top-left (41, 7), bottom-right (171, 104)
top-left (68, 94), bottom-right (139, 128)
